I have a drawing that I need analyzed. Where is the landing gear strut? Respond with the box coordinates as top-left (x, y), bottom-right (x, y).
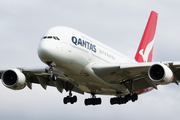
top-left (47, 74), bottom-right (57, 81)
top-left (46, 62), bottom-right (57, 81)
top-left (84, 93), bottom-right (102, 106)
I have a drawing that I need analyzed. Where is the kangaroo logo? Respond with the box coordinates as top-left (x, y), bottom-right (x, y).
top-left (139, 39), bottom-right (154, 62)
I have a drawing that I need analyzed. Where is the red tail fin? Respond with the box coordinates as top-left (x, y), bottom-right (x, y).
top-left (135, 11), bottom-right (158, 62)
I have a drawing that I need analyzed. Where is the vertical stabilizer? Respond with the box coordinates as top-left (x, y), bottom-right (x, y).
top-left (135, 11), bottom-right (158, 62)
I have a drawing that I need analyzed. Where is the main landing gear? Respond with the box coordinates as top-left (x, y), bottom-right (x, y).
top-left (84, 93), bottom-right (102, 106)
top-left (63, 90), bottom-right (77, 104)
top-left (110, 93), bottom-right (138, 105)
top-left (110, 79), bottom-right (138, 105)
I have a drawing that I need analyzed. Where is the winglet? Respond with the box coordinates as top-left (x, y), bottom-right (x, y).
top-left (135, 11), bottom-right (158, 63)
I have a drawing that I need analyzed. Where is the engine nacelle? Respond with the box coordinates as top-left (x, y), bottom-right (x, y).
top-left (1, 69), bottom-right (26, 90)
top-left (148, 63), bottom-right (173, 85)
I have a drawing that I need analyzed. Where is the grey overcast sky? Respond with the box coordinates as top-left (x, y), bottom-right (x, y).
top-left (1, 0), bottom-right (180, 120)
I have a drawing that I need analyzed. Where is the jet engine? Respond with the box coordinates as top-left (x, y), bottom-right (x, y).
top-left (148, 63), bottom-right (173, 85)
top-left (1, 69), bottom-right (26, 90)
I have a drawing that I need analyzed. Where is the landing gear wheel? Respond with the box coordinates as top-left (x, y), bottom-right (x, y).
top-left (131, 93), bottom-right (138, 102)
top-left (63, 95), bottom-right (77, 104)
top-left (85, 99), bottom-right (89, 106)
top-left (84, 94), bottom-right (102, 106)
top-left (70, 97), bottom-right (74, 104)
top-left (47, 75), bottom-right (51, 81)
top-left (73, 96), bottom-right (77, 103)
top-left (110, 97), bottom-right (123, 105)
top-left (63, 97), bottom-right (68, 104)
top-left (110, 93), bottom-right (139, 105)
top-left (97, 98), bottom-right (101, 104)
top-left (52, 75), bottom-right (57, 81)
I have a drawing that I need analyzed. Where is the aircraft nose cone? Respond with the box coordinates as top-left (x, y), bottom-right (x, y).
top-left (38, 40), bottom-right (54, 62)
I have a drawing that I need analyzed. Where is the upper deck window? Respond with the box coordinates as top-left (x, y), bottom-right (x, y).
top-left (42, 36), bottom-right (60, 40)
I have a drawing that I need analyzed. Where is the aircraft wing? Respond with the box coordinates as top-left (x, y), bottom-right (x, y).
top-left (92, 61), bottom-right (180, 93)
top-left (0, 66), bottom-right (84, 94)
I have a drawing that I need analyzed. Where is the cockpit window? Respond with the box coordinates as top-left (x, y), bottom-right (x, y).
top-left (56, 37), bottom-right (60, 40)
top-left (53, 36), bottom-right (57, 40)
top-left (47, 36), bottom-right (52, 39)
top-left (43, 36), bottom-right (47, 39)
top-left (42, 36), bottom-right (60, 40)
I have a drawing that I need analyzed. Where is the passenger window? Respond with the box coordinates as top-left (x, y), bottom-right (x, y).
top-left (42, 36), bottom-right (47, 39)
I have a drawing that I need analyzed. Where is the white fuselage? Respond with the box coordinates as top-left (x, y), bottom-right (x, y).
top-left (38, 26), bottom-right (136, 95)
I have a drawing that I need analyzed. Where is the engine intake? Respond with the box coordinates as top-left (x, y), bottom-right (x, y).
top-left (148, 63), bottom-right (173, 85)
top-left (1, 69), bottom-right (26, 90)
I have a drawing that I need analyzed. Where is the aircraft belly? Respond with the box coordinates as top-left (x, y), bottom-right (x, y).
top-left (68, 73), bottom-right (129, 95)
top-left (66, 62), bottom-right (129, 95)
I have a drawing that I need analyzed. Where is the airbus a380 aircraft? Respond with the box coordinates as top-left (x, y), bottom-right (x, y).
top-left (1, 11), bottom-right (179, 106)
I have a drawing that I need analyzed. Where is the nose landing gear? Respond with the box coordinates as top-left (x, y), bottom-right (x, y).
top-left (46, 62), bottom-right (57, 81)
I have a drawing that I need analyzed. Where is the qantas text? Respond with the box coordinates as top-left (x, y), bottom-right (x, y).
top-left (71, 36), bottom-right (96, 53)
